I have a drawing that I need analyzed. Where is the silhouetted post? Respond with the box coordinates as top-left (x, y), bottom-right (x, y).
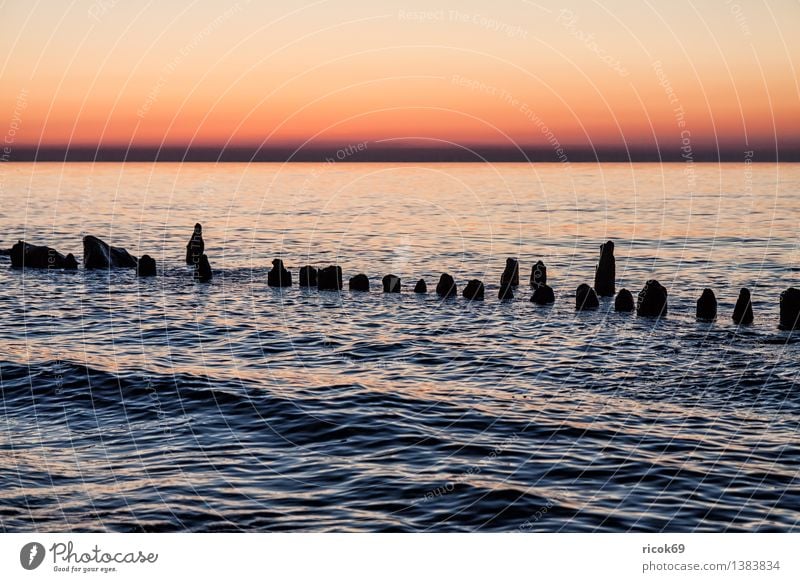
top-left (463, 279), bottom-right (485, 301)
top-left (318, 265), bottom-right (343, 291)
top-left (501, 258), bottom-right (519, 287)
top-left (530, 285), bottom-right (555, 305)
top-left (186, 223), bottom-right (204, 266)
top-left (530, 260), bottom-right (547, 288)
top-left (9, 241), bottom-right (24, 268)
top-left (614, 288), bottom-right (634, 312)
top-left (268, 259), bottom-right (292, 287)
top-left (299, 266), bottom-right (317, 287)
top-left (9, 240), bottom-right (78, 269)
top-left (499, 281), bottom-right (514, 300)
top-left (414, 279), bottom-right (427, 293)
top-left (779, 287), bottom-right (800, 330)
top-left (637, 280), bottom-right (668, 317)
top-left (195, 254), bottom-right (212, 282)
top-left (436, 273), bottom-right (457, 298)
top-left (576, 284), bottom-right (599, 310)
top-left (696, 288), bottom-right (717, 321)
top-left (732, 288), bottom-right (754, 325)
top-left (83, 235), bottom-right (138, 269)
top-left (532, 283), bottom-right (555, 304)
top-left (594, 240), bottom-right (615, 297)
top-left (349, 274), bottom-right (370, 291)
top-left (137, 255), bottom-right (157, 277)
top-left (382, 274), bottom-right (401, 293)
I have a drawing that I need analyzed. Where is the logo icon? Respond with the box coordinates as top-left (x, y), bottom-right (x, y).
top-left (20, 542), bottom-right (46, 570)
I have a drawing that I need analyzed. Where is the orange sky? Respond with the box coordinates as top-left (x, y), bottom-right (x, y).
top-left (1, 0), bottom-right (798, 154)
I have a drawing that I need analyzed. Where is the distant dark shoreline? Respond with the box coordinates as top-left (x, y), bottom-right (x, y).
top-left (4, 145), bottom-right (798, 163)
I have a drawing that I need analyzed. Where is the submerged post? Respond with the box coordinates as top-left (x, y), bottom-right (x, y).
top-left (637, 280), bottom-right (668, 318)
top-left (732, 288), bottom-right (754, 325)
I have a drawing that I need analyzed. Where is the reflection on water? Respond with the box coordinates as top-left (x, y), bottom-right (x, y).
top-left (0, 162), bottom-right (798, 532)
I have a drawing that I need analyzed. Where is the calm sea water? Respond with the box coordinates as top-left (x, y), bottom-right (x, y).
top-left (0, 162), bottom-right (798, 532)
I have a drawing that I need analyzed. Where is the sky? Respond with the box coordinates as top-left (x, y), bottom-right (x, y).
top-left (1, 0), bottom-right (798, 159)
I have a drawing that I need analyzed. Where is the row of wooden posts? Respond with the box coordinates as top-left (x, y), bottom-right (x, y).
top-left (5, 226), bottom-right (800, 330)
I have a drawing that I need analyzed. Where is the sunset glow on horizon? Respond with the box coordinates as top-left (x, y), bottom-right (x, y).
top-left (2, 0), bottom-right (798, 156)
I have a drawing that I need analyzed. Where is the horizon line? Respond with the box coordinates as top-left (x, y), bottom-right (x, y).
top-left (3, 144), bottom-right (797, 163)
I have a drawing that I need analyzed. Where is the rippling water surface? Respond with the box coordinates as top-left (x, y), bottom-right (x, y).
top-left (0, 162), bottom-right (798, 532)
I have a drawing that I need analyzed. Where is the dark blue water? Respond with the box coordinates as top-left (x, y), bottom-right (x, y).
top-left (1, 163), bottom-right (798, 531)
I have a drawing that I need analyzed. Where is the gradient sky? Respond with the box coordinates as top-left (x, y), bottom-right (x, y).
top-left (1, 0), bottom-right (798, 154)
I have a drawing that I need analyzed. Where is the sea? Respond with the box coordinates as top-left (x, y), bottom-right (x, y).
top-left (0, 162), bottom-right (798, 531)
